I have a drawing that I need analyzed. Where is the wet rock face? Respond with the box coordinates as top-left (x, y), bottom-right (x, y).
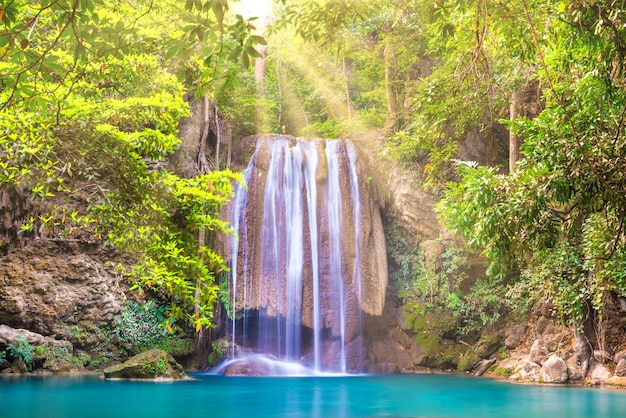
top-left (229, 136), bottom-right (388, 318)
top-left (225, 136), bottom-right (388, 371)
top-left (0, 239), bottom-right (130, 343)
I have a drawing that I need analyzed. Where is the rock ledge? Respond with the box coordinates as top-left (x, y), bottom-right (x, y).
top-left (103, 349), bottom-right (188, 380)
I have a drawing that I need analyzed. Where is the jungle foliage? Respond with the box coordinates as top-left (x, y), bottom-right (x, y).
top-left (263, 0), bottom-right (626, 344)
top-left (0, 0), bottom-right (262, 331)
top-left (3, 0), bottom-right (626, 348)
top-left (437, 0), bottom-right (626, 338)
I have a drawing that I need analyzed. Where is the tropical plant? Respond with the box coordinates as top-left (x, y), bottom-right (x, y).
top-left (437, 0), bottom-right (626, 345)
top-left (6, 335), bottom-right (35, 370)
top-left (0, 0), bottom-right (260, 332)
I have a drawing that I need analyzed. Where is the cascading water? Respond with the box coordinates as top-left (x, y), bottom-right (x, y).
top-left (221, 136), bottom-right (368, 375)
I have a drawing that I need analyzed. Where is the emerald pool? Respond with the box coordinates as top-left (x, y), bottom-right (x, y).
top-left (1, 373), bottom-right (625, 417)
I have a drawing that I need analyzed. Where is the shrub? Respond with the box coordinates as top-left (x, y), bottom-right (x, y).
top-left (6, 335), bottom-right (35, 371)
top-left (113, 300), bottom-right (193, 355)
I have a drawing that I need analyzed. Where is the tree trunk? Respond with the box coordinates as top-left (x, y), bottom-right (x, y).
top-left (342, 56), bottom-right (353, 120)
top-left (170, 93), bottom-right (232, 177)
top-left (509, 89), bottom-right (524, 173)
top-left (384, 39), bottom-right (399, 130)
top-left (197, 95), bottom-right (211, 174)
top-left (254, 44), bottom-right (268, 132)
top-left (509, 80), bottom-right (542, 173)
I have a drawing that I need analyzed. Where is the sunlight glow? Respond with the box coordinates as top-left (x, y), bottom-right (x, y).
top-left (234, 0), bottom-right (274, 32)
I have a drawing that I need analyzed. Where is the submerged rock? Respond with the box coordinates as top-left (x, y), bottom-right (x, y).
top-left (213, 355), bottom-right (316, 376)
top-left (103, 349), bottom-right (187, 380)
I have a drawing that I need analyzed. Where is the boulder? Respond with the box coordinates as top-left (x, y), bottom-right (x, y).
top-left (215, 355), bottom-right (315, 376)
top-left (593, 350), bottom-right (611, 363)
top-left (103, 349), bottom-right (187, 380)
top-left (540, 356), bottom-right (568, 384)
top-left (566, 358), bottom-right (584, 382)
top-left (504, 324), bottom-right (527, 349)
top-left (615, 359), bottom-right (626, 377)
top-left (529, 338), bottom-right (549, 365)
top-left (615, 349), bottom-right (626, 364)
top-left (0, 324), bottom-right (72, 352)
top-left (588, 362), bottom-right (612, 380)
top-left (220, 357), bottom-right (276, 376)
top-left (473, 358), bottom-right (496, 376)
top-left (510, 359), bottom-right (541, 382)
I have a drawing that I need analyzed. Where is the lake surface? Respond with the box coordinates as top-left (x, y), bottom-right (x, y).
top-left (1, 373), bottom-right (626, 417)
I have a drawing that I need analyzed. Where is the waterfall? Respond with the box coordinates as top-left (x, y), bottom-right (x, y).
top-left (325, 140), bottom-right (347, 373)
top-left (225, 136), bottom-right (365, 374)
top-left (346, 141), bottom-right (363, 372)
top-left (228, 142), bottom-right (259, 355)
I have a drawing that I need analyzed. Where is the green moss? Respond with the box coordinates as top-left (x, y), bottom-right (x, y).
top-left (415, 332), bottom-right (441, 357)
top-left (439, 343), bottom-right (465, 367)
top-left (143, 357), bottom-right (168, 376)
top-left (492, 366), bottom-right (513, 378)
top-left (456, 333), bottom-right (503, 372)
top-left (457, 350), bottom-right (481, 372)
top-left (411, 315), bottom-right (427, 333)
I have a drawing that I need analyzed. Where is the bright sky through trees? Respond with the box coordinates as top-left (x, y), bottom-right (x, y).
top-left (234, 0), bottom-right (273, 31)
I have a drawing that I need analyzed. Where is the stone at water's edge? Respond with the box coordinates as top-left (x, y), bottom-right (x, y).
top-left (0, 239), bottom-right (130, 339)
top-left (540, 355), bottom-right (568, 384)
top-left (103, 349), bottom-right (188, 380)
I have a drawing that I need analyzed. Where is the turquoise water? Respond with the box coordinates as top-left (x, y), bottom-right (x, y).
top-left (1, 373), bottom-right (626, 417)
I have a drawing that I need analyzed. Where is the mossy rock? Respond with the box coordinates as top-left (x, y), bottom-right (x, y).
top-left (103, 349), bottom-right (188, 380)
top-left (402, 312), bottom-right (417, 331)
top-left (457, 333), bottom-right (503, 372)
top-left (411, 311), bottom-right (455, 334)
top-left (415, 332), bottom-right (441, 358)
top-left (438, 343), bottom-right (466, 368)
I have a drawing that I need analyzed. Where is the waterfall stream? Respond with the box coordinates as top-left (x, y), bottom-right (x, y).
top-left (224, 136), bottom-right (365, 374)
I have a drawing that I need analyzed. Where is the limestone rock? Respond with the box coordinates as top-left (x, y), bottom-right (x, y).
top-left (588, 362), bottom-right (612, 380)
top-left (533, 300), bottom-right (556, 318)
top-left (504, 324), bottom-right (528, 349)
top-left (365, 330), bottom-right (422, 373)
top-left (593, 350), bottom-right (611, 363)
top-left (535, 317), bottom-right (551, 335)
top-left (0, 240), bottom-right (130, 345)
top-left (473, 358), bottom-right (497, 376)
top-left (529, 338), bottom-right (549, 365)
top-left (0, 324), bottom-right (72, 352)
top-left (510, 359), bottom-right (541, 382)
top-left (606, 376), bottom-right (626, 387)
top-left (566, 358), bottom-right (585, 382)
top-left (540, 356), bottom-right (568, 384)
top-left (217, 355), bottom-right (316, 376)
top-left (219, 357), bottom-right (276, 376)
top-left (615, 349), bottom-right (626, 364)
top-left (615, 359), bottom-right (626, 377)
top-left (103, 349), bottom-right (187, 380)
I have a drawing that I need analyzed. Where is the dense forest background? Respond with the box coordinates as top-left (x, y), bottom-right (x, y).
top-left (2, 0), bottom-right (626, 363)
